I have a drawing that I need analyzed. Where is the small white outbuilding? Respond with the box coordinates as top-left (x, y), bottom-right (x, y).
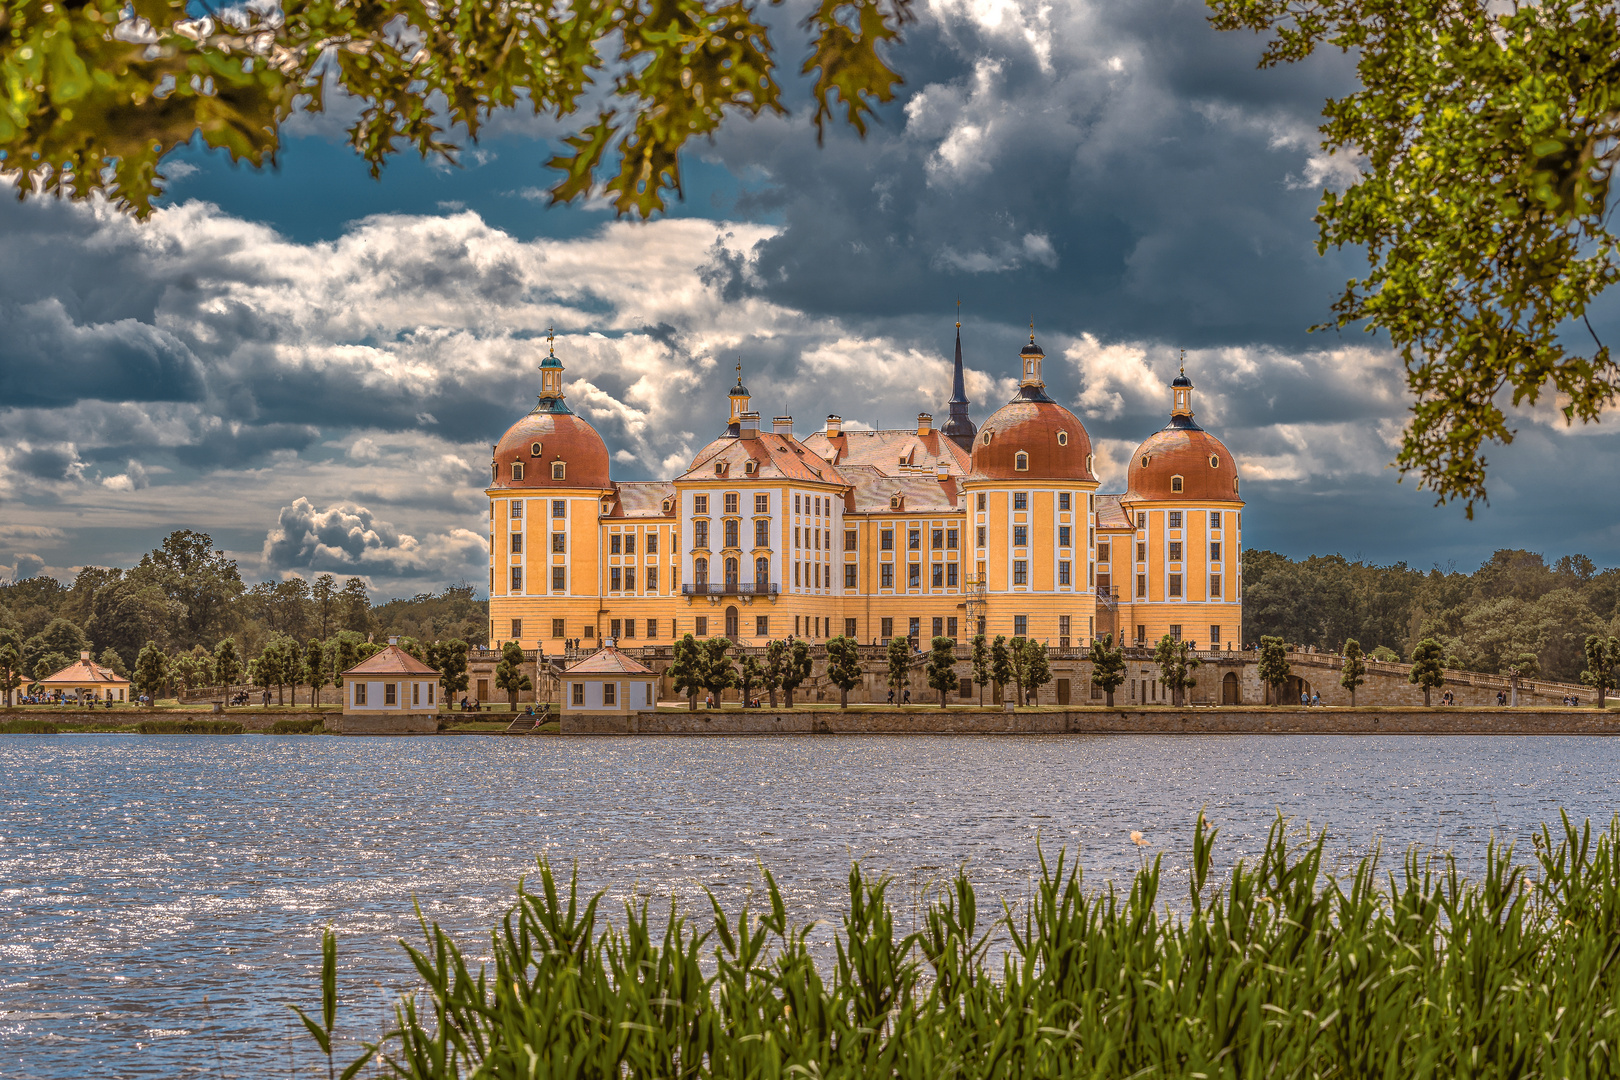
top-left (561, 646), bottom-right (658, 715)
top-left (334, 639), bottom-right (441, 734)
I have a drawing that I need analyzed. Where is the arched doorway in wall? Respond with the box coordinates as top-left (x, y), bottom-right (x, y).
top-left (725, 605), bottom-right (739, 638)
top-left (1222, 671), bottom-right (1240, 705)
top-left (1282, 675), bottom-right (1313, 704)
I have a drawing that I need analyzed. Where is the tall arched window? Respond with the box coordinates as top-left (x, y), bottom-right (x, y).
top-left (724, 519), bottom-right (739, 548)
top-left (725, 558), bottom-right (739, 586)
top-left (695, 557), bottom-right (708, 585)
top-left (1015, 451), bottom-right (1029, 471)
top-left (755, 557), bottom-right (770, 588)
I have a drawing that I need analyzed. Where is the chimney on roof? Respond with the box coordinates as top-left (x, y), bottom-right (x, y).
top-left (936, 460), bottom-right (951, 482)
top-left (826, 414), bottom-right (842, 437)
top-left (80, 650), bottom-right (90, 661)
top-left (772, 416), bottom-right (793, 435)
top-left (917, 413), bottom-right (933, 436)
top-left (388, 636), bottom-right (399, 645)
top-left (739, 411), bottom-right (760, 439)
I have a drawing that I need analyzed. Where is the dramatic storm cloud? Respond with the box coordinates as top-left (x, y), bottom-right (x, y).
top-left (3, 0), bottom-right (1617, 594)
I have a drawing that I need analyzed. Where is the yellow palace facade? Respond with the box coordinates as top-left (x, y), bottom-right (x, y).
top-left (486, 326), bottom-right (1244, 654)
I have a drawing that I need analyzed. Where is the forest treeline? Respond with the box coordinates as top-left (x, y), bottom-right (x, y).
top-left (1243, 548), bottom-right (1620, 683)
top-left (0, 530), bottom-right (488, 683)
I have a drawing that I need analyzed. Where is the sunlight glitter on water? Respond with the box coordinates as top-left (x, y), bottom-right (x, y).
top-left (2, 733), bottom-right (1619, 1078)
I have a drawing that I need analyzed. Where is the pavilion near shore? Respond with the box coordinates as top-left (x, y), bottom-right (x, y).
top-left (36, 651), bottom-right (130, 703)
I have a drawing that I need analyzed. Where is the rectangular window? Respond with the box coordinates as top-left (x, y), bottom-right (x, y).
top-left (1170, 624), bottom-right (1183, 641)
top-left (932, 616), bottom-right (944, 637)
top-left (795, 494), bottom-right (802, 513)
top-left (610, 567), bottom-right (622, 591)
top-left (908, 563), bottom-right (921, 589)
top-left (694, 495), bottom-right (708, 514)
top-left (1098, 542), bottom-right (1110, 562)
top-left (844, 617), bottom-right (857, 638)
top-left (603, 682), bottom-right (616, 706)
top-left (646, 566), bottom-right (658, 592)
top-left (1210, 542), bottom-right (1221, 561)
top-left (1210, 624), bottom-right (1221, 645)
top-left (552, 618), bottom-right (565, 638)
top-left (977, 526), bottom-right (986, 548)
top-left (1058, 526), bottom-right (1071, 548)
top-left (977, 493), bottom-right (987, 510)
top-left (845, 529), bottom-right (857, 551)
top-left (909, 529), bottom-right (921, 550)
top-left (725, 520), bottom-right (739, 547)
top-left (1059, 615), bottom-right (1071, 638)
top-left (551, 462), bottom-right (565, 480)
top-left (1014, 615), bottom-right (1028, 636)
top-left (552, 567), bottom-right (565, 591)
top-left (946, 529), bottom-right (958, 549)
top-left (1210, 511), bottom-right (1221, 528)
top-left (1136, 624), bottom-right (1146, 643)
top-left (572, 683), bottom-right (585, 705)
top-left (947, 616), bottom-right (958, 638)
top-left (1137, 512), bottom-right (1147, 527)
top-left (1013, 525), bottom-right (1028, 546)
top-left (552, 499), bottom-right (565, 518)
top-left (755, 494), bottom-right (769, 513)
top-left (756, 519), bottom-right (770, 547)
top-left (815, 564), bottom-right (821, 588)
top-left (624, 534), bottom-right (636, 555)
top-left (694, 520), bottom-right (708, 548)
top-left (511, 618), bottom-right (522, 639)
top-left (551, 533), bottom-right (565, 553)
top-left (881, 617), bottom-right (894, 639)
top-left (646, 619), bottom-right (658, 639)
top-left (723, 493), bottom-right (738, 514)
top-left (1137, 541), bottom-right (1146, 563)
top-left (427, 684), bottom-right (434, 705)
top-left (946, 563), bottom-right (958, 587)
top-left (611, 534), bottom-right (622, 554)
top-left (646, 533), bottom-right (658, 554)
top-left (932, 529), bottom-right (944, 550)
top-left (909, 617), bottom-right (921, 640)
top-left (1059, 492), bottom-right (1071, 510)
top-left (510, 533), bottom-right (523, 554)
top-left (794, 527), bottom-right (800, 549)
top-left (1059, 561), bottom-right (1071, 585)
top-left (624, 566), bottom-right (635, 592)
top-left (610, 618), bottom-right (621, 639)
top-left (510, 566), bottom-right (523, 592)
top-left (695, 616), bottom-right (708, 636)
top-left (881, 529), bottom-right (894, 551)
top-left (1169, 542), bottom-right (1183, 562)
top-left (385, 683), bottom-right (397, 706)
top-left (881, 564), bottom-right (894, 588)
top-left (754, 615), bottom-right (769, 636)
top-left (1013, 561), bottom-right (1028, 585)
top-left (1169, 574), bottom-right (1183, 597)
top-left (1169, 511), bottom-right (1183, 528)
top-left (931, 564), bottom-right (944, 587)
top-left (355, 682), bottom-right (367, 705)
top-left (1014, 492), bottom-right (1028, 510)
top-left (844, 564), bottom-right (857, 588)
top-left (623, 619), bottom-right (636, 638)
top-left (794, 562), bottom-right (800, 586)
top-left (511, 501), bottom-right (523, 519)
top-left (1137, 574), bottom-right (1147, 598)
top-left (1210, 575), bottom-right (1221, 598)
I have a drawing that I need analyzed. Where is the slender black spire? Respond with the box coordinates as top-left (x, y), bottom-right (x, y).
top-left (941, 302), bottom-right (977, 451)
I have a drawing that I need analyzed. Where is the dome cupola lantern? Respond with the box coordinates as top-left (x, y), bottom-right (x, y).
top-left (726, 361), bottom-right (752, 434)
top-left (536, 326), bottom-right (571, 414)
top-left (1170, 349), bottom-right (1194, 424)
top-left (1019, 320), bottom-right (1045, 390)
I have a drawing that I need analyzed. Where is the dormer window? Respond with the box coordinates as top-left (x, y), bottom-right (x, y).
top-left (890, 495), bottom-right (902, 510)
top-left (1234, 478), bottom-right (1240, 493)
top-left (530, 441), bottom-right (542, 456)
top-left (1171, 475), bottom-right (1184, 493)
top-left (744, 460), bottom-right (758, 475)
top-left (1014, 452), bottom-right (1029, 471)
top-left (552, 461), bottom-right (566, 480)
top-left (1056, 431), bottom-right (1068, 446)
top-left (1209, 454), bottom-right (1220, 468)
top-left (1141, 455), bottom-right (1151, 468)
top-left (661, 498), bottom-right (673, 514)
top-left (1086, 454), bottom-right (1095, 473)
top-left (511, 461), bottom-right (524, 481)
top-left (714, 462), bottom-right (727, 476)
top-left (981, 431), bottom-right (992, 445)
top-left (491, 462), bottom-right (498, 482)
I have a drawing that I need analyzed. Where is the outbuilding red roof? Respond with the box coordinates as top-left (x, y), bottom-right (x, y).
top-left (341, 644), bottom-right (440, 677)
top-left (563, 646), bottom-right (656, 675)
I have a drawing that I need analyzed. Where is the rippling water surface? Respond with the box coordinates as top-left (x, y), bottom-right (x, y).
top-left (4, 732), bottom-right (1620, 1078)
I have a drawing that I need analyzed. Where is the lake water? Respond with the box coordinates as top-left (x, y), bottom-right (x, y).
top-left (3, 733), bottom-right (1619, 1078)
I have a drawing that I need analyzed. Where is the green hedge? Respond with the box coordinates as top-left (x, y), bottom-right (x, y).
top-left (299, 812), bottom-right (1620, 1079)
top-left (136, 719), bottom-right (245, 734)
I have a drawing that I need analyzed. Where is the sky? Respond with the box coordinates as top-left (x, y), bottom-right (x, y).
top-left (3, 0), bottom-right (1618, 599)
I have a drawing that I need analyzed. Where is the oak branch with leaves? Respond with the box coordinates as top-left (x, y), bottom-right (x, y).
top-left (1208, 0), bottom-right (1620, 513)
top-left (0, 0), bottom-right (911, 218)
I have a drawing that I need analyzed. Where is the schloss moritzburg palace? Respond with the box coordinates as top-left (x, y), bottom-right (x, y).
top-left (485, 323), bottom-right (1243, 700)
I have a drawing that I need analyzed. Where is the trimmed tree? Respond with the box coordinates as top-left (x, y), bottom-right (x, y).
top-left (699, 637), bottom-right (738, 706)
top-left (214, 637), bottom-right (242, 701)
top-left (1153, 635), bottom-right (1201, 707)
top-left (1007, 636), bottom-right (1029, 706)
top-left (990, 635), bottom-right (1013, 706)
top-left (304, 638), bottom-right (330, 706)
top-left (825, 636), bottom-right (863, 708)
top-left (970, 634), bottom-right (990, 707)
top-left (431, 639), bottom-right (471, 705)
top-left (925, 636), bottom-right (957, 707)
top-left (761, 640), bottom-right (787, 708)
top-left (1021, 639), bottom-right (1052, 705)
top-left (1340, 638), bottom-right (1367, 706)
top-left (885, 636), bottom-right (910, 703)
top-left (1258, 636), bottom-right (1291, 706)
top-left (495, 641), bottom-right (533, 708)
top-left (1582, 635), bottom-right (1620, 709)
top-left (1503, 653), bottom-right (1539, 707)
top-left (738, 654), bottom-right (761, 707)
top-left (1088, 633), bottom-right (1126, 706)
top-left (1408, 638), bottom-right (1446, 706)
top-left (781, 639), bottom-right (813, 707)
top-left (133, 641), bottom-right (169, 705)
top-left (0, 643), bottom-right (23, 706)
top-left (667, 634), bottom-right (703, 710)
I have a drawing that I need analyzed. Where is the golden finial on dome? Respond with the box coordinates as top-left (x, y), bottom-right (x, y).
top-left (956, 297), bottom-right (961, 329)
top-left (1179, 347), bottom-right (1186, 375)
top-left (1029, 316), bottom-right (1035, 344)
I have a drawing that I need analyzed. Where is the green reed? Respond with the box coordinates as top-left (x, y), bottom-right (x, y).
top-left (0, 718), bottom-right (59, 733)
top-left (304, 812), bottom-right (1620, 1078)
top-left (136, 718), bottom-right (245, 734)
top-left (270, 717), bottom-right (327, 734)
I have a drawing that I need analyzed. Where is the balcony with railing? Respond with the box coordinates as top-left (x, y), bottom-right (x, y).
top-left (681, 581), bottom-right (781, 597)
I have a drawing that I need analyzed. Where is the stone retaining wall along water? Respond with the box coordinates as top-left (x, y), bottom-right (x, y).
top-left (562, 708), bottom-right (1620, 736)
